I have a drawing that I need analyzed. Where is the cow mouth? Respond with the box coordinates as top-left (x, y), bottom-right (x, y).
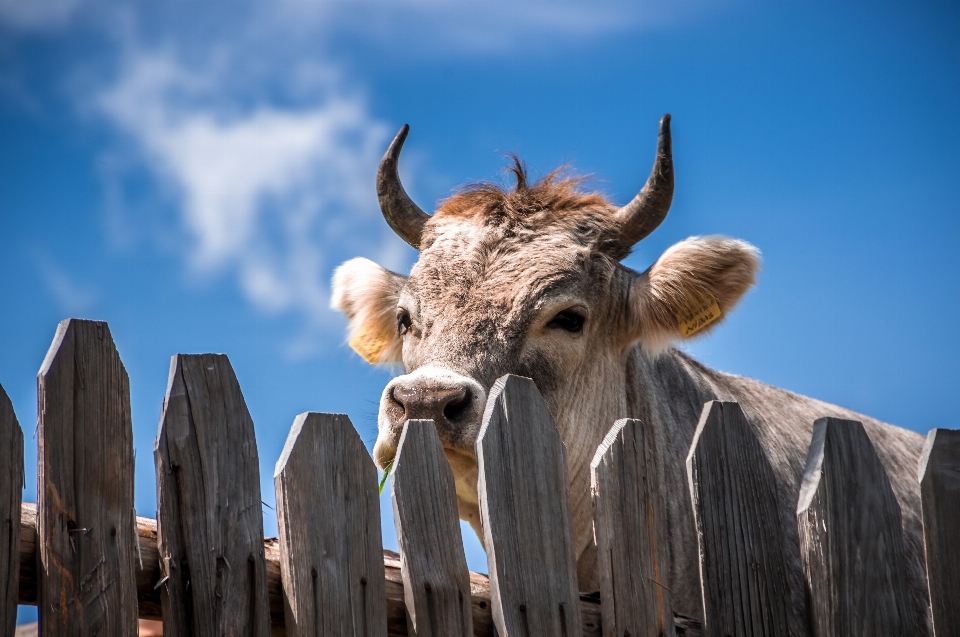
top-left (373, 432), bottom-right (478, 474)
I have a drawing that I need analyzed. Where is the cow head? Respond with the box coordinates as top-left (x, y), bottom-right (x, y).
top-left (332, 116), bottom-right (759, 583)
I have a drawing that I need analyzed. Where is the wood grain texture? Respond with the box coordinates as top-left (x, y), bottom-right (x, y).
top-left (273, 412), bottom-right (387, 637)
top-left (154, 354), bottom-right (270, 637)
top-left (392, 419), bottom-right (473, 637)
top-left (685, 401), bottom-right (793, 637)
top-left (591, 418), bottom-right (674, 637)
top-left (36, 319), bottom-right (138, 636)
top-left (918, 428), bottom-right (960, 637)
top-left (17, 502), bottom-right (682, 636)
top-left (797, 417), bottom-right (921, 637)
top-left (1, 384), bottom-right (23, 637)
top-left (476, 374), bottom-right (582, 637)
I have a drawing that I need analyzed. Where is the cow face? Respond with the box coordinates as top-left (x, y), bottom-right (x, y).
top-left (331, 118), bottom-right (759, 546)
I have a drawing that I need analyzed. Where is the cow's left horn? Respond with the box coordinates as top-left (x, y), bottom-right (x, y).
top-left (614, 114), bottom-right (674, 248)
top-left (378, 124), bottom-right (430, 249)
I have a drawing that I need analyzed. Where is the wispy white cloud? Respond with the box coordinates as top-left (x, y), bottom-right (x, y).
top-left (97, 50), bottom-right (393, 346)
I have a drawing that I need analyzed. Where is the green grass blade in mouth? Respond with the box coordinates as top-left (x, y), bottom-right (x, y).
top-left (378, 458), bottom-right (394, 495)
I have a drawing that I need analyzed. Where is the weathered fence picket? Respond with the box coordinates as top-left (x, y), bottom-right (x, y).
top-left (476, 374), bottom-right (582, 637)
top-left (591, 418), bottom-right (674, 637)
top-left (37, 319), bottom-right (139, 636)
top-left (273, 412), bottom-right (388, 637)
top-left (919, 428), bottom-right (960, 637)
top-left (154, 353), bottom-right (270, 636)
top-left (392, 419), bottom-right (473, 637)
top-left (797, 417), bottom-right (921, 636)
top-left (1, 384), bottom-right (23, 637)
top-left (686, 400), bottom-right (793, 637)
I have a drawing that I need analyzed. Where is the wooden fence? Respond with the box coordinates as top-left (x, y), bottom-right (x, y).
top-left (1, 318), bottom-right (958, 636)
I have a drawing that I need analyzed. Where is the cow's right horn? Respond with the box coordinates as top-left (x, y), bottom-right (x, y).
top-left (613, 114), bottom-right (674, 249)
top-left (378, 125), bottom-right (430, 249)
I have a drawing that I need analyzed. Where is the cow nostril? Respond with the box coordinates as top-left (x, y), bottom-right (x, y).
top-left (391, 387), bottom-right (416, 411)
top-left (443, 388), bottom-right (471, 422)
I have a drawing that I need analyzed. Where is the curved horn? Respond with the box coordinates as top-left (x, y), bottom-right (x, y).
top-left (377, 124), bottom-right (430, 249)
top-left (614, 114), bottom-right (674, 248)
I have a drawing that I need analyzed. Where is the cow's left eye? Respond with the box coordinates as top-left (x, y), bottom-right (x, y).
top-left (546, 310), bottom-right (584, 333)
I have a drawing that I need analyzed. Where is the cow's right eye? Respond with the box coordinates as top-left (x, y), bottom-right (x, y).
top-left (546, 309), bottom-right (585, 333)
top-left (397, 309), bottom-right (412, 335)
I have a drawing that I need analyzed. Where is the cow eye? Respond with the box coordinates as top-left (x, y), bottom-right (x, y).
top-left (397, 309), bottom-right (412, 335)
top-left (546, 309), bottom-right (585, 333)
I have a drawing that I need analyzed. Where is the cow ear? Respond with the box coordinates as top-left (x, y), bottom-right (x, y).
top-left (331, 258), bottom-right (407, 364)
top-left (629, 236), bottom-right (760, 354)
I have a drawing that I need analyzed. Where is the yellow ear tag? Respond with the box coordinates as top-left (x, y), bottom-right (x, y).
top-left (349, 322), bottom-right (392, 364)
top-left (676, 295), bottom-right (722, 338)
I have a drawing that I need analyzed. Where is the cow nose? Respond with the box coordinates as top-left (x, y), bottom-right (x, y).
top-left (391, 386), bottom-right (472, 423)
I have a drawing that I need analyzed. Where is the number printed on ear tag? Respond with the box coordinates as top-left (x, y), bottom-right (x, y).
top-left (349, 322), bottom-right (391, 364)
top-left (676, 295), bottom-right (722, 338)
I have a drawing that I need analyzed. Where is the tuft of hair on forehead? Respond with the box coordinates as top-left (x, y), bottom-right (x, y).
top-left (435, 157), bottom-right (615, 227)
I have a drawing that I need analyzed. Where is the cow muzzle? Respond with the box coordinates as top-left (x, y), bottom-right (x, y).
top-left (374, 366), bottom-right (487, 468)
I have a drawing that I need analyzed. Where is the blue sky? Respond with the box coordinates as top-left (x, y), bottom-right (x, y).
top-left (2, 0), bottom-right (959, 623)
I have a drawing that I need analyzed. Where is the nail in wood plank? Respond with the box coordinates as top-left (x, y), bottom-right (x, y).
top-left (274, 412), bottom-right (388, 637)
top-left (37, 319), bottom-right (138, 636)
top-left (797, 417), bottom-right (921, 636)
top-left (391, 419), bottom-right (473, 637)
top-left (919, 428), bottom-right (960, 637)
top-left (476, 374), bottom-right (581, 637)
top-left (686, 401), bottom-right (793, 637)
top-left (1, 384), bottom-right (23, 637)
top-left (155, 354), bottom-right (270, 636)
top-left (592, 418), bottom-right (675, 637)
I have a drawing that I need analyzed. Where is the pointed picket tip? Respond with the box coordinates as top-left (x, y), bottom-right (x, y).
top-left (273, 412), bottom-right (358, 479)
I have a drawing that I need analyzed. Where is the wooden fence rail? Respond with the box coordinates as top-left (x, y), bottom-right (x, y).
top-left (13, 505), bottom-right (602, 636)
top-left (3, 316), bottom-right (960, 637)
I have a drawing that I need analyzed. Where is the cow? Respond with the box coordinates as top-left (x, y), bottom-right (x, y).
top-left (331, 117), bottom-right (931, 634)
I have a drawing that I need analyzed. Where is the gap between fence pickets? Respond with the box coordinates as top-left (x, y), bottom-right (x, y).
top-left (16, 501), bottom-right (607, 635)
